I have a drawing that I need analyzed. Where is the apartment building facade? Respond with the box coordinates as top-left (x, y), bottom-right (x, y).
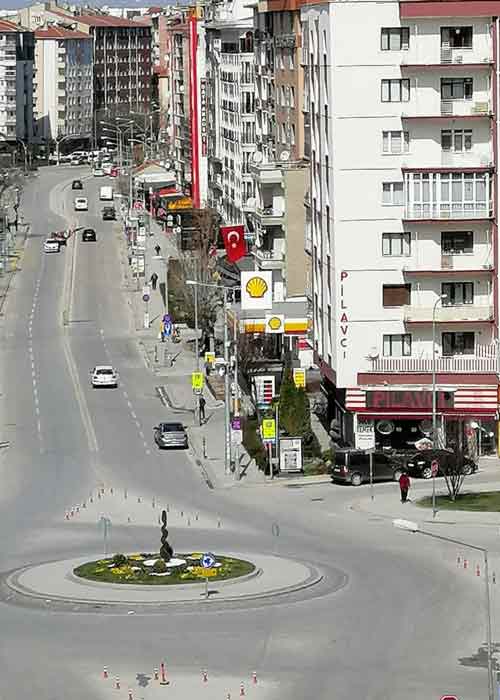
top-left (33, 27), bottom-right (92, 142)
top-left (205, 0), bottom-right (255, 223)
top-left (0, 20), bottom-right (34, 144)
top-left (302, 0), bottom-right (499, 451)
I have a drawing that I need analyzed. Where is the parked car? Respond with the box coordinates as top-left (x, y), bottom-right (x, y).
top-left (331, 449), bottom-right (404, 486)
top-left (93, 167), bottom-right (105, 177)
top-left (153, 422), bottom-right (188, 449)
top-left (102, 206), bottom-right (116, 221)
top-left (70, 157), bottom-right (84, 166)
top-left (74, 196), bottom-right (88, 211)
top-left (43, 239), bottom-right (60, 254)
top-left (82, 228), bottom-right (96, 242)
top-left (71, 179), bottom-right (83, 190)
top-left (90, 365), bottom-right (118, 388)
top-left (406, 448), bottom-right (477, 479)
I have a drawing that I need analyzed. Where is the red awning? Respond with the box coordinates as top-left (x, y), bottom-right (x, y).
top-left (157, 186), bottom-right (178, 196)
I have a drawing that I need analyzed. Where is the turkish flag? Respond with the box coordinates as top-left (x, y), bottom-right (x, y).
top-left (220, 225), bottom-right (247, 263)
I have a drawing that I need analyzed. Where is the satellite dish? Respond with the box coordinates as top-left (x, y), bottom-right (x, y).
top-left (279, 150), bottom-right (290, 162)
top-left (367, 347), bottom-right (379, 360)
top-left (252, 151), bottom-right (263, 164)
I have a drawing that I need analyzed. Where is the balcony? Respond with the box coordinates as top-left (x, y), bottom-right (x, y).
top-left (404, 203), bottom-right (493, 221)
top-left (253, 247), bottom-right (285, 270)
top-left (402, 100), bottom-right (492, 122)
top-left (403, 260), bottom-right (493, 275)
top-left (250, 161), bottom-right (283, 184)
top-left (367, 348), bottom-right (498, 374)
top-left (254, 206), bottom-right (284, 226)
top-left (403, 304), bottom-right (494, 323)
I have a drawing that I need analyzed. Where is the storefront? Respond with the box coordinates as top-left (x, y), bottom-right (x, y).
top-left (346, 387), bottom-right (498, 456)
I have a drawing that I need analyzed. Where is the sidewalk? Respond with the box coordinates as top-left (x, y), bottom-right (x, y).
top-left (0, 178), bottom-right (30, 314)
top-left (117, 209), bottom-right (265, 490)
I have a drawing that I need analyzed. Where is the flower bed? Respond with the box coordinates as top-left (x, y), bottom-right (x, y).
top-left (73, 552), bottom-right (255, 585)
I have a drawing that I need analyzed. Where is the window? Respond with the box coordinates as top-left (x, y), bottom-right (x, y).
top-left (441, 77), bottom-right (473, 100)
top-left (383, 333), bottom-right (412, 357)
top-left (441, 26), bottom-right (473, 49)
top-left (382, 182), bottom-right (404, 205)
top-left (383, 284), bottom-right (411, 307)
top-left (382, 130), bottom-right (409, 154)
top-left (442, 282), bottom-right (474, 305)
top-left (381, 78), bottom-right (410, 102)
top-left (441, 231), bottom-right (473, 254)
top-left (382, 232), bottom-right (411, 256)
top-left (441, 129), bottom-right (472, 152)
top-left (442, 331), bottom-right (474, 356)
top-left (381, 27), bottom-right (410, 51)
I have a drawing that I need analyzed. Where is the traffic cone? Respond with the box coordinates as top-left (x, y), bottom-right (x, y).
top-left (240, 682), bottom-right (245, 696)
top-left (252, 671), bottom-right (257, 685)
top-left (202, 669), bottom-right (208, 683)
top-left (160, 662), bottom-right (169, 685)
top-left (103, 667), bottom-right (108, 679)
top-left (115, 677), bottom-right (120, 690)
top-left (476, 563), bottom-right (481, 577)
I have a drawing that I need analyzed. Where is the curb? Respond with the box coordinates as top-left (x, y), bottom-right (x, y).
top-left (156, 385), bottom-right (193, 414)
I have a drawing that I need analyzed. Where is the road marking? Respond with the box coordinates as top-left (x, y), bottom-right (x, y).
top-left (37, 419), bottom-right (41, 432)
top-left (62, 335), bottom-right (99, 453)
top-left (138, 428), bottom-right (144, 437)
top-left (35, 405), bottom-right (40, 417)
top-left (127, 400), bottom-right (132, 409)
top-left (131, 410), bottom-right (137, 419)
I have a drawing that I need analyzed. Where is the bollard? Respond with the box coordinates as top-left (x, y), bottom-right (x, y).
top-left (110, 487), bottom-right (113, 495)
top-left (202, 669), bottom-right (208, 683)
top-left (127, 516), bottom-right (131, 523)
top-left (217, 519), bottom-right (221, 529)
top-left (154, 345), bottom-right (158, 363)
top-left (124, 489), bottom-right (128, 500)
top-left (103, 667), bottom-right (108, 679)
top-left (202, 437), bottom-right (207, 458)
top-left (160, 662), bottom-right (169, 686)
top-left (180, 510), bottom-right (183, 517)
top-left (152, 497), bottom-right (155, 508)
top-left (65, 511), bottom-right (69, 520)
top-left (154, 669), bottom-right (159, 681)
top-left (187, 518), bottom-right (191, 527)
top-left (252, 671), bottom-right (257, 685)
top-left (128, 690), bottom-right (133, 700)
top-left (115, 677), bottom-right (120, 690)
top-left (195, 513), bottom-right (199, 521)
top-left (240, 682), bottom-right (245, 696)
top-left (137, 497), bottom-right (141, 503)
top-left (82, 501), bottom-right (86, 509)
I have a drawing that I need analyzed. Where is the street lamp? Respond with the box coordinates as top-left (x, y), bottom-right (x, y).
top-left (431, 292), bottom-right (447, 518)
top-left (393, 519), bottom-right (494, 700)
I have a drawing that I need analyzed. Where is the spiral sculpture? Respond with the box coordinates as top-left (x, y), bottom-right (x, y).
top-left (160, 509), bottom-right (173, 562)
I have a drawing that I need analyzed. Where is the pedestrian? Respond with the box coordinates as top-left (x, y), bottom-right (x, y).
top-left (154, 244), bottom-right (161, 256)
top-left (150, 272), bottom-right (158, 290)
top-left (399, 472), bottom-right (411, 503)
top-left (199, 394), bottom-right (206, 424)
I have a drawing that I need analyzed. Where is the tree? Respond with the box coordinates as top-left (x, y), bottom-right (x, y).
top-left (278, 361), bottom-right (320, 458)
top-left (442, 419), bottom-right (474, 500)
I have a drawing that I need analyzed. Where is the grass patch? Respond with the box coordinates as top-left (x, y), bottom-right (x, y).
top-left (418, 491), bottom-right (500, 512)
top-left (74, 553), bottom-right (255, 585)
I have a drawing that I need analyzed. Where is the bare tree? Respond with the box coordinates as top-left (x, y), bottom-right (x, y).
top-left (442, 419), bottom-right (475, 500)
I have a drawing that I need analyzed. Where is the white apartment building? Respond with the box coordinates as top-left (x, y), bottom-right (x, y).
top-left (205, 0), bottom-right (255, 223)
top-left (0, 20), bottom-right (34, 144)
top-left (33, 27), bottom-right (92, 142)
top-left (301, 0), bottom-right (499, 452)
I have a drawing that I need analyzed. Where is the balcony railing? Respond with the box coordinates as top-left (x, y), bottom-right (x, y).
top-left (368, 352), bottom-right (498, 374)
top-left (404, 203), bottom-right (492, 220)
top-left (403, 303), bottom-right (493, 323)
top-left (255, 207), bottom-right (284, 225)
top-left (254, 247), bottom-right (285, 269)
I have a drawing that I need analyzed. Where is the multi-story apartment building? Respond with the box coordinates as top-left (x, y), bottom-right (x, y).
top-left (33, 27), bottom-right (92, 142)
top-left (0, 19), bottom-right (34, 144)
top-left (302, 0), bottom-right (499, 452)
top-left (165, 8), bottom-right (207, 207)
top-left (205, 0), bottom-right (255, 223)
top-left (248, 2), bottom-right (309, 303)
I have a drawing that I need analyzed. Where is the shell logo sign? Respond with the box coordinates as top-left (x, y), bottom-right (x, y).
top-left (241, 271), bottom-right (273, 310)
top-left (265, 314), bottom-right (284, 334)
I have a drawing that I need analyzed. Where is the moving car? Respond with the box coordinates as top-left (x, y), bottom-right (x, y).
top-left (103, 163), bottom-right (113, 175)
top-left (153, 422), bottom-right (188, 449)
top-left (70, 157), bottom-right (84, 166)
top-left (74, 196), bottom-right (88, 211)
top-left (90, 365), bottom-right (118, 388)
top-left (406, 448), bottom-right (477, 479)
top-left (82, 228), bottom-right (96, 242)
top-left (331, 449), bottom-right (404, 486)
top-left (71, 179), bottom-right (83, 190)
top-left (99, 185), bottom-right (113, 201)
top-left (43, 239), bottom-right (60, 253)
top-left (102, 206), bottom-right (116, 221)
top-left (93, 168), bottom-right (105, 177)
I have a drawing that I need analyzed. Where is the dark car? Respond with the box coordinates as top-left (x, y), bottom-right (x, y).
top-left (102, 206), bottom-right (116, 221)
top-left (153, 422), bottom-right (188, 449)
top-left (82, 228), bottom-right (96, 242)
top-left (71, 179), bottom-right (83, 190)
top-left (331, 449), bottom-right (404, 486)
top-left (406, 448), bottom-right (477, 479)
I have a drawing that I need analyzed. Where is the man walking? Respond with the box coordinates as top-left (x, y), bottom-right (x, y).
top-left (199, 394), bottom-right (206, 424)
top-left (399, 471), bottom-right (411, 503)
top-left (150, 272), bottom-right (158, 290)
top-left (154, 244), bottom-right (161, 256)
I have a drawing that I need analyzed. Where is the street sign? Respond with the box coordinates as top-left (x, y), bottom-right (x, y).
top-left (440, 696), bottom-right (458, 700)
top-left (262, 418), bottom-right (276, 441)
top-left (355, 418), bottom-right (376, 451)
top-left (205, 351), bottom-right (215, 366)
top-left (142, 285), bottom-right (150, 303)
top-left (231, 429), bottom-right (243, 445)
top-left (191, 372), bottom-right (204, 391)
top-left (293, 368), bottom-right (306, 389)
top-left (431, 459), bottom-right (439, 477)
top-left (133, 201), bottom-right (144, 210)
top-left (201, 552), bottom-right (216, 568)
top-left (231, 417), bottom-right (241, 431)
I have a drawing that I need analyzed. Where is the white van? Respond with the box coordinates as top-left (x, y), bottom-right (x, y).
top-left (99, 186), bottom-right (113, 201)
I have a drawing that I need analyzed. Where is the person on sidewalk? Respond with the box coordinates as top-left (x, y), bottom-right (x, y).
top-left (199, 394), bottom-right (206, 424)
top-left (399, 472), bottom-right (411, 503)
top-left (154, 244), bottom-right (161, 256)
top-left (150, 272), bottom-right (158, 290)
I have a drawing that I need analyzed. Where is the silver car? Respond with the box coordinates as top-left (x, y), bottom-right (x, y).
top-left (154, 422), bottom-right (188, 449)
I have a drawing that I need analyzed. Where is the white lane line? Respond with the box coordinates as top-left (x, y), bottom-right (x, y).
top-left (138, 429), bottom-right (144, 437)
top-left (31, 361), bottom-right (35, 370)
top-left (37, 419), bottom-right (41, 432)
top-left (145, 449), bottom-right (151, 456)
top-left (123, 390), bottom-right (128, 399)
top-left (35, 406), bottom-right (40, 417)
top-left (127, 400), bottom-right (132, 409)
top-left (131, 411), bottom-right (137, 419)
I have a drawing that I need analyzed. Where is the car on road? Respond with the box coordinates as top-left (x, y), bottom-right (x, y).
top-left (43, 239), bottom-right (60, 253)
top-left (71, 179), bottom-right (83, 190)
top-left (82, 228), bottom-right (96, 242)
top-left (153, 422), bottom-right (188, 449)
top-left (93, 167), bottom-right (105, 177)
top-left (90, 365), bottom-right (118, 388)
top-left (102, 206), bottom-right (116, 221)
top-left (74, 196), bottom-right (88, 211)
top-left (406, 448), bottom-right (477, 479)
top-left (70, 157), bottom-right (85, 166)
top-left (331, 449), bottom-right (404, 486)
top-left (103, 163), bottom-right (114, 175)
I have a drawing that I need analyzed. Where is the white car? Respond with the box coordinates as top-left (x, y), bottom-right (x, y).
top-left (93, 168), bottom-right (105, 177)
top-left (103, 163), bottom-right (114, 175)
top-left (74, 196), bottom-right (88, 211)
top-left (43, 239), bottom-right (60, 253)
top-left (91, 365), bottom-right (119, 388)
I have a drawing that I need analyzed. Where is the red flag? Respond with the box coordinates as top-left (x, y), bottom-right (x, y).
top-left (220, 225), bottom-right (246, 263)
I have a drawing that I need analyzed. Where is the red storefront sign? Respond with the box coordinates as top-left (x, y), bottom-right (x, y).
top-left (366, 390), bottom-right (454, 410)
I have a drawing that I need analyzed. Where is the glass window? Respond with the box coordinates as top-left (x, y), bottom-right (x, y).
top-left (382, 232), bottom-right (411, 256)
top-left (442, 282), bottom-right (474, 305)
top-left (441, 231), bottom-right (473, 254)
top-left (441, 77), bottom-right (473, 100)
top-left (383, 333), bottom-right (412, 357)
top-left (381, 79), bottom-right (410, 103)
top-left (441, 26), bottom-right (473, 49)
top-left (442, 331), bottom-right (475, 356)
top-left (382, 182), bottom-right (404, 205)
top-left (381, 27), bottom-right (410, 51)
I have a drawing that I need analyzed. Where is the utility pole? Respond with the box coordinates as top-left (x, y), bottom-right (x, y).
top-left (194, 257), bottom-right (200, 427)
top-left (233, 311), bottom-right (240, 480)
top-left (223, 287), bottom-right (231, 474)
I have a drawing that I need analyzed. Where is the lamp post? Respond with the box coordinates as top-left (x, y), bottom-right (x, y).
top-left (431, 293), bottom-right (447, 519)
top-left (393, 519), bottom-right (494, 700)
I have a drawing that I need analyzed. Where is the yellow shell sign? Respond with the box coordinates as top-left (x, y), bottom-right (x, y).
top-left (246, 276), bottom-right (268, 299)
top-left (268, 316), bottom-right (281, 330)
top-left (265, 314), bottom-right (284, 334)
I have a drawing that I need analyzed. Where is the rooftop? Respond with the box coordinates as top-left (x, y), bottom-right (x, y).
top-left (35, 27), bottom-right (90, 40)
top-left (0, 18), bottom-right (21, 32)
top-left (48, 7), bottom-right (145, 28)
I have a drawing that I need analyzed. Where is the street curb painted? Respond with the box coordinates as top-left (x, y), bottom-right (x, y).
top-left (156, 384), bottom-right (193, 414)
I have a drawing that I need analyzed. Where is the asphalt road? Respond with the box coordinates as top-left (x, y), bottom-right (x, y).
top-left (0, 167), bottom-right (495, 700)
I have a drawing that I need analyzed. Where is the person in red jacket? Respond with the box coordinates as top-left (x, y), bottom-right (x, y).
top-left (399, 472), bottom-right (411, 503)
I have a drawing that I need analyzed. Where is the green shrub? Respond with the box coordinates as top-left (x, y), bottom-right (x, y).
top-left (153, 559), bottom-right (168, 573)
top-left (112, 553), bottom-right (127, 567)
top-left (242, 417), bottom-right (267, 471)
